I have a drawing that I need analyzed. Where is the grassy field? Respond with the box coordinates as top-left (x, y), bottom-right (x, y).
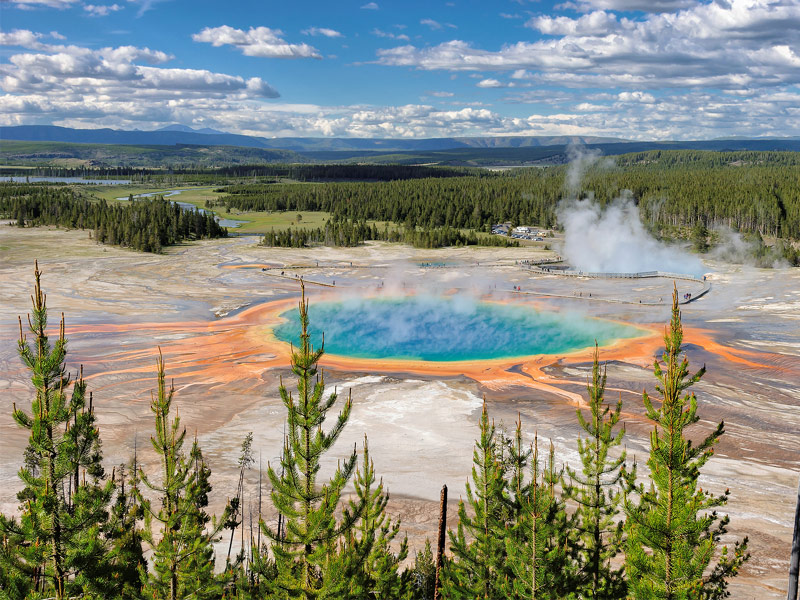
top-left (87, 185), bottom-right (209, 203)
top-left (147, 188), bottom-right (333, 234)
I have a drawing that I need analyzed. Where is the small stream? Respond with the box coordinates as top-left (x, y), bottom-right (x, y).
top-left (116, 188), bottom-right (246, 228)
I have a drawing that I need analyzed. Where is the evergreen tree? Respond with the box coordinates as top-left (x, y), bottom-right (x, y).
top-left (329, 436), bottom-right (411, 599)
top-left (261, 283), bottom-right (362, 599)
top-left (105, 460), bottom-right (146, 598)
top-left (563, 345), bottom-right (630, 599)
top-left (504, 434), bottom-right (573, 600)
top-left (0, 262), bottom-right (114, 600)
top-left (691, 222), bottom-right (709, 253)
top-left (443, 403), bottom-right (507, 599)
top-left (624, 288), bottom-right (749, 599)
top-left (411, 540), bottom-right (436, 600)
top-left (137, 349), bottom-right (228, 600)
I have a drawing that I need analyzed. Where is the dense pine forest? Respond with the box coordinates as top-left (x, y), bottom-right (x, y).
top-left (0, 267), bottom-right (750, 600)
top-left (215, 151), bottom-right (800, 241)
top-left (2, 150), bottom-right (799, 258)
top-left (0, 184), bottom-right (227, 253)
top-left (0, 163), bottom-right (478, 182)
top-left (261, 218), bottom-right (519, 249)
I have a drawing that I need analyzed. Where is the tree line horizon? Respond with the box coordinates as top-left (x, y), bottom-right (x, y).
top-left (1, 149), bottom-right (799, 262)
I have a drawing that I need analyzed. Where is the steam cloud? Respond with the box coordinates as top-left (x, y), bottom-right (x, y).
top-left (557, 145), bottom-right (705, 277)
top-left (564, 145), bottom-right (614, 196)
top-left (557, 193), bottom-right (706, 277)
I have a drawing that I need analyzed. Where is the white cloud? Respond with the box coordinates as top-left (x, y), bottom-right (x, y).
top-left (301, 27), bottom-right (343, 38)
top-left (84, 3), bottom-right (123, 16)
top-left (0, 36), bottom-right (280, 122)
top-left (376, 0), bottom-right (800, 91)
top-left (376, 40), bottom-right (593, 71)
top-left (192, 26), bottom-right (321, 59)
top-left (3, 85), bottom-right (800, 140)
top-left (476, 78), bottom-right (508, 88)
top-left (6, 0), bottom-right (79, 8)
top-left (617, 91), bottom-right (656, 103)
top-left (361, 1), bottom-right (378, 9)
top-left (127, 0), bottom-right (171, 17)
top-left (430, 91), bottom-right (455, 97)
top-left (421, 18), bottom-right (443, 30)
top-left (49, 31), bottom-right (66, 40)
top-left (0, 30), bottom-right (49, 50)
top-left (531, 10), bottom-right (624, 35)
top-left (372, 28), bottom-right (410, 41)
top-left (563, 0), bottom-right (698, 12)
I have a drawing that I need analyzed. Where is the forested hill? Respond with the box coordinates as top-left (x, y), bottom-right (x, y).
top-left (0, 140), bottom-right (307, 168)
top-left (307, 138), bottom-right (800, 165)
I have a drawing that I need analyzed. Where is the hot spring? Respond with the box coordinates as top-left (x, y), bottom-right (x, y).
top-left (273, 296), bottom-right (643, 362)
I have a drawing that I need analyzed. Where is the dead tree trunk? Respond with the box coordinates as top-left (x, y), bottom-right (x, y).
top-left (433, 484), bottom-right (448, 600)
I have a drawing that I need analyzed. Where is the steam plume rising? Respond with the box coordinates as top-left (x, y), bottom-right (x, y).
top-left (557, 194), bottom-right (705, 277)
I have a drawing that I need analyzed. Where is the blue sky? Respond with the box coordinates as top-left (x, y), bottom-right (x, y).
top-left (1, 0), bottom-right (799, 139)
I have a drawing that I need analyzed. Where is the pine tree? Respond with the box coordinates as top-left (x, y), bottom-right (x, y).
top-left (261, 282), bottom-right (362, 599)
top-left (624, 288), bottom-right (749, 599)
top-left (137, 349), bottom-right (229, 600)
top-left (329, 436), bottom-right (411, 599)
top-left (564, 345), bottom-right (630, 599)
top-left (0, 261), bottom-right (114, 599)
top-left (504, 434), bottom-right (573, 600)
top-left (411, 540), bottom-right (436, 600)
top-left (105, 460), bottom-right (146, 598)
top-left (443, 403), bottom-right (507, 600)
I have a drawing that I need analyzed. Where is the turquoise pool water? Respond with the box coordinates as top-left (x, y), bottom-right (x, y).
top-left (273, 296), bottom-right (642, 362)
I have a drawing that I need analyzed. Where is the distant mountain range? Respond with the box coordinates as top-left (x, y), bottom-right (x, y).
top-left (1, 125), bottom-right (799, 167)
top-left (1, 125), bottom-right (633, 152)
top-left (156, 124), bottom-right (227, 135)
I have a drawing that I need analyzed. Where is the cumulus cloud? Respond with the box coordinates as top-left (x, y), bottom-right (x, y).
top-left (192, 26), bottom-right (321, 59)
top-left (0, 30), bottom-right (50, 50)
top-left (3, 81), bottom-right (799, 140)
top-left (531, 10), bottom-right (623, 35)
top-left (84, 3), bottom-right (123, 16)
top-left (361, 1), bottom-right (378, 9)
top-left (617, 91), bottom-right (655, 103)
top-left (0, 33), bottom-right (280, 132)
top-left (2, 38), bottom-right (796, 139)
top-left (301, 27), bottom-right (343, 38)
top-left (377, 40), bottom-right (593, 71)
top-left (377, 1), bottom-right (800, 91)
top-left (476, 78), bottom-right (509, 88)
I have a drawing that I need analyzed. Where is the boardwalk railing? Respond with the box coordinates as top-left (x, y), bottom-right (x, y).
top-left (527, 266), bottom-right (705, 282)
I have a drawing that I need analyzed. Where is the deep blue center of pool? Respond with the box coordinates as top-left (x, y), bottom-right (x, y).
top-left (273, 296), bottom-right (641, 362)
